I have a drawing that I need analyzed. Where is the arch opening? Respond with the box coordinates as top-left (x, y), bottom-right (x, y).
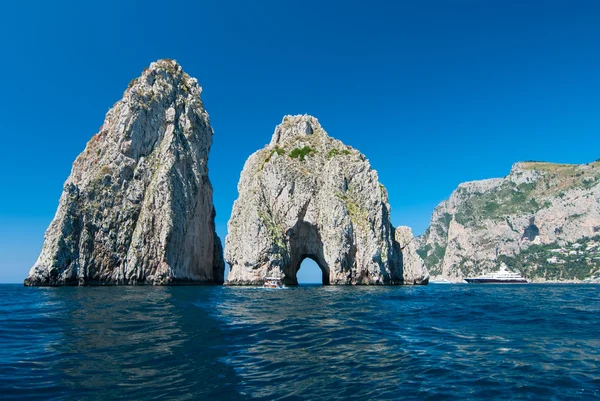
top-left (295, 257), bottom-right (329, 285)
top-left (282, 220), bottom-right (330, 286)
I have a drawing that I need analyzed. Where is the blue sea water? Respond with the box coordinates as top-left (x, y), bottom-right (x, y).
top-left (1, 284), bottom-right (599, 400)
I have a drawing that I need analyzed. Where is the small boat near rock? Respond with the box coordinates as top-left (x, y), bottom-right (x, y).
top-left (263, 277), bottom-right (285, 289)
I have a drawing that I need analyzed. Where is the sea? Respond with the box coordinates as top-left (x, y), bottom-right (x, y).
top-left (1, 283), bottom-right (599, 400)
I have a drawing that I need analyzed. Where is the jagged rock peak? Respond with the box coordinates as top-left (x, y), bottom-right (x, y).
top-left (269, 115), bottom-right (323, 146)
top-left (125, 59), bottom-right (200, 96)
top-left (225, 116), bottom-right (429, 286)
top-left (25, 59), bottom-right (224, 286)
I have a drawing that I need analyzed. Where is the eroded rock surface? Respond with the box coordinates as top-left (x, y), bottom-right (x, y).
top-left (225, 115), bottom-right (429, 285)
top-left (25, 59), bottom-right (224, 286)
top-left (395, 226), bottom-right (428, 283)
top-left (417, 161), bottom-right (600, 282)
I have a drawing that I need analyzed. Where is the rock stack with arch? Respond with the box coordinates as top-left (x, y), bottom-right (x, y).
top-left (225, 115), bottom-right (429, 285)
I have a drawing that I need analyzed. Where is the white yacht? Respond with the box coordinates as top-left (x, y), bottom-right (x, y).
top-left (429, 277), bottom-right (453, 284)
top-left (465, 265), bottom-right (528, 284)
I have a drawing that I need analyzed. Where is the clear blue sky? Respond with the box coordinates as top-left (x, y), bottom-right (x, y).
top-left (1, 0), bottom-right (598, 283)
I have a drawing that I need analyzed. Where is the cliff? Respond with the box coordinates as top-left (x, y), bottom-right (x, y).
top-left (417, 161), bottom-right (600, 282)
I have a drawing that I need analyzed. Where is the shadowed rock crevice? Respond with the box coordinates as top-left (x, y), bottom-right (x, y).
top-left (522, 217), bottom-right (540, 241)
top-left (224, 115), bottom-right (428, 285)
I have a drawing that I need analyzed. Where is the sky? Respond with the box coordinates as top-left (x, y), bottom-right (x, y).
top-left (0, 0), bottom-right (599, 283)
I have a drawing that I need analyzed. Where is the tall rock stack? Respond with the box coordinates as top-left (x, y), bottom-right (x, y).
top-left (25, 59), bottom-right (224, 286)
top-left (225, 115), bottom-right (429, 285)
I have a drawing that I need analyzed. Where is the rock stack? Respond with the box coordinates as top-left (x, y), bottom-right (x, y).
top-left (25, 59), bottom-right (224, 286)
top-left (225, 115), bottom-right (429, 285)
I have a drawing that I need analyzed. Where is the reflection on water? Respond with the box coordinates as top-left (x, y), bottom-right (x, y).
top-left (51, 288), bottom-right (184, 399)
top-left (1, 284), bottom-right (599, 400)
top-left (0, 286), bottom-right (243, 401)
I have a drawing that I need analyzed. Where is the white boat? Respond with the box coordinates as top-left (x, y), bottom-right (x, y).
top-left (263, 277), bottom-right (284, 288)
top-left (465, 265), bottom-right (528, 284)
top-left (429, 277), bottom-right (453, 284)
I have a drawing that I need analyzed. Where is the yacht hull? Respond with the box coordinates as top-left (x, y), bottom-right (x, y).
top-left (465, 278), bottom-right (528, 284)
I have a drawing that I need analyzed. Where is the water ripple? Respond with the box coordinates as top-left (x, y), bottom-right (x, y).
top-left (1, 284), bottom-right (599, 400)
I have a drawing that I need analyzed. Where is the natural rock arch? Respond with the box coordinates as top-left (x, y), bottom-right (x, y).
top-left (224, 115), bottom-right (429, 285)
top-left (285, 221), bottom-right (330, 285)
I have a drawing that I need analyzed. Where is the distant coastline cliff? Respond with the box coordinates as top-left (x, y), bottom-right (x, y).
top-left (25, 59), bottom-right (224, 286)
top-left (417, 161), bottom-right (600, 282)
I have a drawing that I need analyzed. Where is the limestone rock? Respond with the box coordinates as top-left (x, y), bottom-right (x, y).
top-left (225, 115), bottom-right (429, 285)
top-left (25, 59), bottom-right (224, 286)
top-left (417, 161), bottom-right (600, 282)
top-left (395, 226), bottom-right (428, 284)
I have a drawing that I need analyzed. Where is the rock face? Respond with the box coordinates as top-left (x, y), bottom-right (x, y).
top-left (395, 226), bottom-right (428, 281)
top-left (417, 161), bottom-right (600, 282)
top-left (25, 59), bottom-right (224, 286)
top-left (225, 115), bottom-right (429, 285)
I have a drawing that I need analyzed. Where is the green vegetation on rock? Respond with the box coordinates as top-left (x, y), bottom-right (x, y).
top-left (326, 148), bottom-right (351, 159)
top-left (336, 191), bottom-right (369, 232)
top-left (453, 181), bottom-right (543, 225)
top-left (425, 244), bottom-right (446, 275)
top-left (289, 146), bottom-right (314, 161)
top-left (264, 146), bottom-right (285, 164)
top-left (498, 235), bottom-right (600, 280)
